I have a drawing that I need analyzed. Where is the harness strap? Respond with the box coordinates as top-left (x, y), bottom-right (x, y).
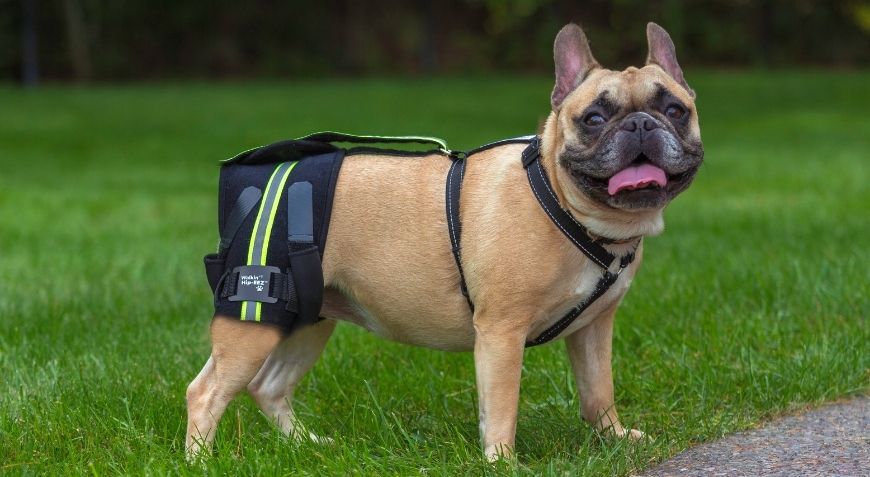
top-left (520, 137), bottom-right (639, 346)
top-left (525, 252), bottom-right (634, 347)
top-left (446, 157), bottom-right (473, 310)
top-left (285, 181), bottom-right (324, 322)
top-left (299, 131), bottom-right (452, 155)
top-left (464, 135), bottom-right (537, 158)
top-left (445, 135), bottom-right (540, 310)
top-left (225, 132), bottom-right (452, 165)
top-left (522, 137), bottom-right (616, 269)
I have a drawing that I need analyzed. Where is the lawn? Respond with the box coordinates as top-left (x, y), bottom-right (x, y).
top-left (0, 72), bottom-right (867, 476)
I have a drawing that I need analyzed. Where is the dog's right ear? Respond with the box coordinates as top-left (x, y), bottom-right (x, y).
top-left (551, 23), bottom-right (599, 110)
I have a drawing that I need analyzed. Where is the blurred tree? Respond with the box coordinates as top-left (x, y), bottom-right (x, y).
top-left (850, 0), bottom-right (870, 33)
top-left (62, 0), bottom-right (91, 81)
top-left (21, 0), bottom-right (38, 86)
top-left (1, 0), bottom-right (867, 82)
top-left (419, 0), bottom-right (438, 73)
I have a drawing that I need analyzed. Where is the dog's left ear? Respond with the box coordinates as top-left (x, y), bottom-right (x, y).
top-left (552, 23), bottom-right (599, 110)
top-left (646, 22), bottom-right (694, 98)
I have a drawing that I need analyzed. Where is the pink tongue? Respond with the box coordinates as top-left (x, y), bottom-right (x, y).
top-left (607, 164), bottom-right (668, 195)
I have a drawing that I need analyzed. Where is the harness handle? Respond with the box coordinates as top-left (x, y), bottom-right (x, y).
top-left (299, 131), bottom-right (451, 155)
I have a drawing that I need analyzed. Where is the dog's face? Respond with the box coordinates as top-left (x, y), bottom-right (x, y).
top-left (550, 23), bottom-right (703, 211)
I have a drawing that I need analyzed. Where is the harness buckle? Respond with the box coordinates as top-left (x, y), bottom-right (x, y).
top-left (449, 150), bottom-right (468, 161)
top-left (521, 136), bottom-right (541, 167)
top-left (227, 265), bottom-right (282, 304)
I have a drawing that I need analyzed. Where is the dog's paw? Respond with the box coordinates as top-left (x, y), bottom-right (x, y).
top-left (184, 446), bottom-right (209, 464)
top-left (307, 432), bottom-right (334, 445)
top-left (184, 438), bottom-right (212, 462)
top-left (613, 427), bottom-right (646, 440)
top-left (287, 428), bottom-right (334, 446)
top-left (597, 423), bottom-right (648, 441)
top-left (484, 443), bottom-right (515, 463)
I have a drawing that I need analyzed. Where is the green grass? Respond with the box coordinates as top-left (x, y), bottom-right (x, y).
top-left (0, 71), bottom-right (868, 476)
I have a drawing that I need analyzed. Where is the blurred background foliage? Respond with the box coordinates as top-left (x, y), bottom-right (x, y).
top-left (2, 0), bottom-right (869, 83)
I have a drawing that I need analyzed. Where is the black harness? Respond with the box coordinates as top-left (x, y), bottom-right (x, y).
top-left (446, 135), bottom-right (638, 347)
top-left (204, 133), bottom-right (637, 345)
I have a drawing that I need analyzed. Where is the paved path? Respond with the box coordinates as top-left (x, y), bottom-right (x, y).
top-left (639, 396), bottom-right (869, 477)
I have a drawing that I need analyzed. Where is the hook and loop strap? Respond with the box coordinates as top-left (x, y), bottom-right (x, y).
top-left (286, 181), bottom-right (314, 245)
top-left (218, 186), bottom-right (262, 254)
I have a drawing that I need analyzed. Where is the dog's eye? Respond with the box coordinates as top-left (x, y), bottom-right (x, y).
top-left (665, 104), bottom-right (686, 120)
top-left (583, 113), bottom-right (607, 127)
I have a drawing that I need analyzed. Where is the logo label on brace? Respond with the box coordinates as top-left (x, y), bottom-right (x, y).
top-left (239, 274), bottom-right (268, 292)
top-left (228, 265), bottom-right (281, 304)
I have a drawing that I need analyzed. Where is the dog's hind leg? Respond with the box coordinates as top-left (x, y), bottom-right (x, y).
top-left (247, 319), bottom-right (336, 443)
top-left (185, 316), bottom-right (283, 458)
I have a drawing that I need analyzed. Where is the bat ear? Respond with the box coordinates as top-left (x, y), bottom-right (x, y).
top-left (551, 23), bottom-right (599, 110)
top-left (646, 22), bottom-right (694, 98)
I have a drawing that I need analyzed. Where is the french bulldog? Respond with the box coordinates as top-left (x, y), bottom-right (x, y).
top-left (186, 22), bottom-right (702, 461)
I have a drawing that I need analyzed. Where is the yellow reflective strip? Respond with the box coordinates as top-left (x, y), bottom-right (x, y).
top-left (252, 161), bottom-right (299, 322)
top-left (259, 161), bottom-right (298, 265)
top-left (242, 164), bottom-right (276, 320)
top-left (241, 161), bottom-right (299, 321)
top-left (246, 165), bottom-right (284, 264)
top-left (241, 162), bottom-right (288, 322)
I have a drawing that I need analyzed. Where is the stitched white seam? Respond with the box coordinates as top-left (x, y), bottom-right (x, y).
top-left (527, 164), bottom-right (609, 269)
top-left (455, 161), bottom-right (465, 260)
top-left (535, 275), bottom-right (612, 343)
top-left (536, 163), bottom-right (590, 232)
top-left (536, 309), bottom-right (579, 342)
top-left (535, 159), bottom-right (614, 256)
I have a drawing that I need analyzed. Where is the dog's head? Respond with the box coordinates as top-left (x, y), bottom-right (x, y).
top-left (547, 23), bottom-right (703, 214)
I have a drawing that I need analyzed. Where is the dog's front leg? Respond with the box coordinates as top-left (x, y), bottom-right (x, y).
top-left (473, 319), bottom-right (527, 461)
top-left (564, 309), bottom-right (644, 439)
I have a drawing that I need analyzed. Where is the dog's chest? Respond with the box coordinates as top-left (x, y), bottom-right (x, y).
top-left (530, 261), bottom-right (635, 341)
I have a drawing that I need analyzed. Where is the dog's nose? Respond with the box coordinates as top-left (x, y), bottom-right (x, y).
top-left (620, 112), bottom-right (661, 133)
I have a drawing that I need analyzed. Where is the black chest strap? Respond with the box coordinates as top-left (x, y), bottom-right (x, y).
top-left (446, 157), bottom-right (473, 310)
top-left (444, 136), bottom-right (537, 312)
top-left (522, 138), bottom-right (616, 268)
top-left (445, 136), bottom-right (540, 311)
top-left (521, 137), bottom-right (638, 346)
top-left (444, 135), bottom-right (638, 347)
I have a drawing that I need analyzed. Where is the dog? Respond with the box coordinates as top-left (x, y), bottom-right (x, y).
top-left (185, 22), bottom-right (703, 461)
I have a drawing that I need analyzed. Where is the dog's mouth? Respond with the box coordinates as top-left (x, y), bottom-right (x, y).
top-left (580, 154), bottom-right (693, 195)
top-left (573, 153), bottom-right (697, 210)
top-left (606, 155), bottom-right (667, 195)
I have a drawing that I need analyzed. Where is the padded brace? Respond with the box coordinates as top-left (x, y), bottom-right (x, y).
top-left (208, 148), bottom-right (344, 331)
